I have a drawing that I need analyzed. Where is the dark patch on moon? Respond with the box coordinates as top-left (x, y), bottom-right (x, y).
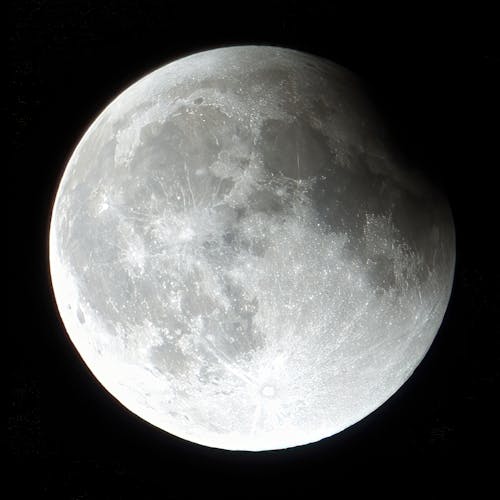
top-left (258, 117), bottom-right (332, 181)
top-left (77, 307), bottom-right (85, 324)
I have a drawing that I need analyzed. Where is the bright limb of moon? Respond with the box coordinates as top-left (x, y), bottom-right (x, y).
top-left (49, 46), bottom-right (455, 451)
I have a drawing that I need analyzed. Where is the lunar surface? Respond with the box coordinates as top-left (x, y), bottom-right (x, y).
top-left (49, 46), bottom-right (455, 451)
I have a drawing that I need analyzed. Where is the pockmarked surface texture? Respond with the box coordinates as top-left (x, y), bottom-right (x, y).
top-left (50, 46), bottom-right (455, 451)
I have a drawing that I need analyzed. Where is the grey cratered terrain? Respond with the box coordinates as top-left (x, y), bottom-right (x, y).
top-left (50, 46), bottom-right (455, 451)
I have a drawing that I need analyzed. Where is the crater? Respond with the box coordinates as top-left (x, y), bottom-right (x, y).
top-left (261, 385), bottom-right (275, 398)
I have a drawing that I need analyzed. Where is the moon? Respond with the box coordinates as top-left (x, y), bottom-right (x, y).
top-left (49, 46), bottom-right (455, 451)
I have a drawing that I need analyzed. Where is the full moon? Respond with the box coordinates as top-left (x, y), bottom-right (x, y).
top-left (49, 46), bottom-right (455, 451)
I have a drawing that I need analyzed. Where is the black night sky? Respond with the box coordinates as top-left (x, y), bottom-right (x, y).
top-left (8, 1), bottom-right (498, 498)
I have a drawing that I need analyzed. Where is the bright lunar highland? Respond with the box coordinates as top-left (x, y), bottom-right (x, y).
top-left (49, 46), bottom-right (455, 451)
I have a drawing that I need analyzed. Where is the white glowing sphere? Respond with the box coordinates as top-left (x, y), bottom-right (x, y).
top-left (50, 46), bottom-right (455, 451)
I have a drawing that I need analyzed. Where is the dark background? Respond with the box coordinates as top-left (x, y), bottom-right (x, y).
top-left (8, 1), bottom-right (498, 498)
